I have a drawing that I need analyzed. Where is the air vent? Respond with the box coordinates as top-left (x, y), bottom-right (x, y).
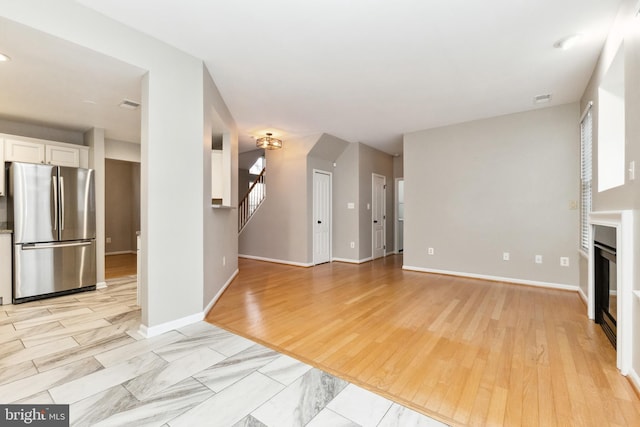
top-left (533, 94), bottom-right (552, 104)
top-left (119, 99), bottom-right (140, 110)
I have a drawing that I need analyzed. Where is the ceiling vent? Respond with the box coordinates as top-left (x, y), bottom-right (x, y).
top-left (533, 94), bottom-right (552, 104)
top-left (119, 99), bottom-right (140, 110)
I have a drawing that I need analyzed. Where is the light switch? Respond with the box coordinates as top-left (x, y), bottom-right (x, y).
top-left (347, 203), bottom-right (355, 209)
top-left (367, 203), bottom-right (370, 210)
top-left (629, 160), bottom-right (636, 181)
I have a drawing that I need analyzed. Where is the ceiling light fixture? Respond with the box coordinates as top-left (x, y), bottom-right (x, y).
top-left (553, 34), bottom-right (582, 50)
top-left (256, 132), bottom-right (283, 150)
top-left (0, 53), bottom-right (11, 62)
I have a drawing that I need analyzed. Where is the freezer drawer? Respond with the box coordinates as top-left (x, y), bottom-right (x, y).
top-left (13, 240), bottom-right (96, 302)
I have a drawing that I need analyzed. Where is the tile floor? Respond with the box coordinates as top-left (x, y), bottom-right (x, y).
top-left (0, 276), bottom-right (446, 426)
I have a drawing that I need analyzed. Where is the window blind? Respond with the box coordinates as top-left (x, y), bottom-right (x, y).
top-left (580, 106), bottom-right (593, 252)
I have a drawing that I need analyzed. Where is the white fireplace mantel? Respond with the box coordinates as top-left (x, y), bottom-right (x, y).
top-left (588, 210), bottom-right (634, 376)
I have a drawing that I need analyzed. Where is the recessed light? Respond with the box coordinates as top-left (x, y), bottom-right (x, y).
top-left (553, 34), bottom-right (582, 50)
top-left (0, 53), bottom-right (11, 62)
top-left (534, 94), bottom-right (552, 104)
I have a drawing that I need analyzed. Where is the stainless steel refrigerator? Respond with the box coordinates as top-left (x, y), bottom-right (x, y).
top-left (8, 162), bottom-right (96, 302)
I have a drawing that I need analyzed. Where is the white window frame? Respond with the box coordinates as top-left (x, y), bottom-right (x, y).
top-left (580, 102), bottom-right (593, 253)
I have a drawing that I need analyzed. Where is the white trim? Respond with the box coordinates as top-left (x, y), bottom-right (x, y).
top-left (402, 265), bottom-right (578, 292)
top-left (372, 173), bottom-right (387, 260)
top-left (394, 177), bottom-right (404, 254)
top-left (203, 269), bottom-right (238, 315)
top-left (96, 281), bottom-right (107, 289)
top-left (313, 169), bottom-right (333, 265)
top-left (238, 254), bottom-right (313, 267)
top-left (578, 286), bottom-right (588, 304)
top-left (588, 210), bottom-right (634, 375)
top-left (105, 250), bottom-right (137, 256)
top-left (138, 311), bottom-right (203, 338)
top-left (580, 100), bottom-right (593, 123)
top-left (332, 257), bottom-right (373, 264)
top-left (385, 250), bottom-right (397, 256)
top-left (629, 369), bottom-right (640, 396)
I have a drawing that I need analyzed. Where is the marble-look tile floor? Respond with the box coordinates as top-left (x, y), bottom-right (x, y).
top-left (0, 277), bottom-right (447, 427)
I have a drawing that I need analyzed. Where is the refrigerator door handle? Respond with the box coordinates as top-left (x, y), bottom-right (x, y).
top-left (21, 240), bottom-right (93, 250)
top-left (60, 176), bottom-right (65, 231)
top-left (52, 178), bottom-right (58, 231)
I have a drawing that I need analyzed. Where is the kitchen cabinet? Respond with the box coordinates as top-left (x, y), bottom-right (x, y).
top-left (0, 233), bottom-right (11, 305)
top-left (0, 139), bottom-right (4, 196)
top-left (2, 135), bottom-right (89, 168)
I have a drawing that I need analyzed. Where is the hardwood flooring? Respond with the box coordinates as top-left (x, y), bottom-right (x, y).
top-left (206, 255), bottom-right (640, 427)
top-left (105, 253), bottom-right (137, 279)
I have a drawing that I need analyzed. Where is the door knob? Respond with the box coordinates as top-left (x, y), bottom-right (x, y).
top-left (374, 220), bottom-right (378, 223)
top-left (317, 220), bottom-right (322, 224)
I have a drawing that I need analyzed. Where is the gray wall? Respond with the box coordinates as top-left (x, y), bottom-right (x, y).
top-left (105, 159), bottom-right (140, 253)
top-left (579, 0), bottom-right (640, 380)
top-left (404, 102), bottom-right (580, 286)
top-left (239, 134), bottom-right (318, 264)
top-left (333, 143), bottom-right (360, 260)
top-left (358, 143), bottom-right (394, 259)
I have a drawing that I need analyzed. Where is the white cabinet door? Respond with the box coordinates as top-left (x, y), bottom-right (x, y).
top-left (46, 144), bottom-right (80, 167)
top-left (0, 234), bottom-right (11, 305)
top-left (4, 138), bottom-right (45, 164)
top-left (0, 139), bottom-right (4, 197)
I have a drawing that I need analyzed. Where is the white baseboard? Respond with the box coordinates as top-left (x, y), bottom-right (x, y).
top-left (578, 287), bottom-right (588, 304)
top-left (106, 250), bottom-right (136, 256)
top-left (204, 269), bottom-right (238, 314)
top-left (139, 311), bottom-right (203, 338)
top-left (385, 251), bottom-right (397, 256)
top-left (239, 254), bottom-right (313, 267)
top-left (402, 265), bottom-right (579, 292)
top-left (332, 257), bottom-right (373, 264)
top-left (138, 269), bottom-right (239, 338)
top-left (628, 369), bottom-right (640, 396)
top-left (96, 281), bottom-right (107, 289)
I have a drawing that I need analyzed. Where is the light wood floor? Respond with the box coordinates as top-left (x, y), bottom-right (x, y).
top-left (105, 253), bottom-right (137, 279)
top-left (206, 256), bottom-right (640, 427)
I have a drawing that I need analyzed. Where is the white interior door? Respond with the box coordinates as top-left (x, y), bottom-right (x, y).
top-left (313, 170), bottom-right (332, 265)
top-left (372, 173), bottom-right (386, 260)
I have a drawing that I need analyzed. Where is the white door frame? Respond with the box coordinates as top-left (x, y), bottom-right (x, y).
top-left (313, 169), bottom-right (332, 265)
top-left (371, 173), bottom-right (386, 260)
top-left (395, 177), bottom-right (404, 254)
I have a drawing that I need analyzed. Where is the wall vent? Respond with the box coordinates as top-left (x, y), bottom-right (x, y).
top-left (119, 99), bottom-right (140, 110)
top-left (533, 94), bottom-right (552, 104)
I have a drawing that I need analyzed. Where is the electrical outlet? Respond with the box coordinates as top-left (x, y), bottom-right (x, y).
top-left (428, 247), bottom-right (434, 255)
top-left (560, 257), bottom-right (570, 267)
top-left (350, 242), bottom-right (355, 249)
top-left (503, 252), bottom-right (510, 261)
top-left (106, 237), bottom-right (111, 244)
top-left (535, 255), bottom-right (543, 264)
top-left (222, 256), bottom-right (226, 266)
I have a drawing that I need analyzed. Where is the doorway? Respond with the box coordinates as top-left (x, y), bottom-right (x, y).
top-left (372, 173), bottom-right (386, 260)
top-left (395, 178), bottom-right (404, 253)
top-left (105, 159), bottom-right (141, 279)
top-left (313, 170), bottom-right (332, 265)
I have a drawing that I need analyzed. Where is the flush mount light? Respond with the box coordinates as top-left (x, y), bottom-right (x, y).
top-left (554, 34), bottom-right (582, 50)
top-left (256, 132), bottom-right (283, 150)
top-left (534, 94), bottom-right (552, 104)
top-left (0, 53), bottom-right (11, 62)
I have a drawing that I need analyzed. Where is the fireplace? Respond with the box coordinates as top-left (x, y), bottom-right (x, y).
top-left (593, 225), bottom-right (617, 348)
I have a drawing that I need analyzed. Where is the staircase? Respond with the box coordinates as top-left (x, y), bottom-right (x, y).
top-left (238, 168), bottom-right (266, 232)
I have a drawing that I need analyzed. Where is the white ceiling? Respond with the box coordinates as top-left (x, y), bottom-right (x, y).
top-left (0, 17), bottom-right (144, 143)
top-left (76, 0), bottom-right (623, 154)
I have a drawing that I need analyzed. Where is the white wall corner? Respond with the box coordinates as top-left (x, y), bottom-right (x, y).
top-left (577, 286), bottom-right (588, 305)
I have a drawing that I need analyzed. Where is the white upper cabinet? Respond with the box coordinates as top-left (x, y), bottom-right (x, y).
top-left (45, 144), bottom-right (80, 167)
top-left (4, 138), bottom-right (46, 164)
top-left (2, 134), bottom-right (88, 168)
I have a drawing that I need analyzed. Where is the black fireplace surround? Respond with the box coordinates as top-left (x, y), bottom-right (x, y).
top-left (593, 225), bottom-right (617, 348)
